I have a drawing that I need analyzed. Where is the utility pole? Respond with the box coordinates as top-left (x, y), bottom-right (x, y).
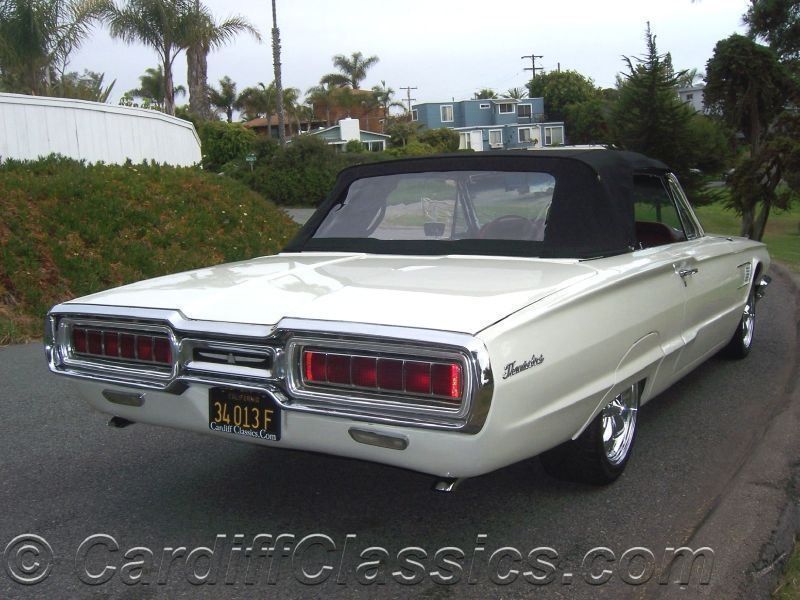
top-left (272, 0), bottom-right (286, 147)
top-left (400, 85), bottom-right (417, 118)
top-left (521, 53), bottom-right (544, 88)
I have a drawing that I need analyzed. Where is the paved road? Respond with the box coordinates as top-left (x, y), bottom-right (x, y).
top-left (0, 273), bottom-right (797, 599)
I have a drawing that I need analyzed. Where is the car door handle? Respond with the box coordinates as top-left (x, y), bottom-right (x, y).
top-left (678, 268), bottom-right (699, 286)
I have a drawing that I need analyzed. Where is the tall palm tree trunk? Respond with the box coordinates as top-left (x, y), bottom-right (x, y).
top-left (272, 0), bottom-right (286, 146)
top-left (163, 57), bottom-right (175, 115)
top-left (187, 43), bottom-right (211, 119)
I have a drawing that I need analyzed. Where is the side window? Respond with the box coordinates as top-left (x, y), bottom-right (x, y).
top-left (666, 175), bottom-right (702, 239)
top-left (632, 175), bottom-right (687, 248)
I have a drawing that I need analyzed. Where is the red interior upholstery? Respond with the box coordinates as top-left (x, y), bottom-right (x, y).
top-left (635, 221), bottom-right (684, 248)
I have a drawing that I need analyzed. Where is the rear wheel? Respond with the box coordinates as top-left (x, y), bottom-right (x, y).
top-left (721, 283), bottom-right (757, 359)
top-left (540, 383), bottom-right (640, 485)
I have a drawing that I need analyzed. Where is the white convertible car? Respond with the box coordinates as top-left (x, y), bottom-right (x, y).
top-left (45, 150), bottom-right (770, 489)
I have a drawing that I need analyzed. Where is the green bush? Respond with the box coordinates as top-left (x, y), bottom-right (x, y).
top-left (418, 127), bottom-right (460, 152)
top-left (231, 136), bottom-right (384, 207)
top-left (199, 121), bottom-right (257, 172)
top-left (0, 155), bottom-right (298, 343)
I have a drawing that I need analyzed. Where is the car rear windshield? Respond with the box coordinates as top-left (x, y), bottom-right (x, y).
top-left (313, 170), bottom-right (556, 243)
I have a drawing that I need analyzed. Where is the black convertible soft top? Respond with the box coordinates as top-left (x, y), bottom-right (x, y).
top-left (283, 149), bottom-right (671, 259)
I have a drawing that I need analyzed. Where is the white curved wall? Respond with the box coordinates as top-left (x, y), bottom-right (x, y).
top-left (0, 93), bottom-right (201, 166)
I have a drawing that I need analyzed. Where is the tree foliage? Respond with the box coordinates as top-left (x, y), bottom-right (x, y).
top-left (199, 120), bottom-right (255, 171)
top-left (319, 51), bottom-right (379, 89)
top-left (527, 69), bottom-right (599, 122)
top-left (418, 127), bottom-right (459, 152)
top-left (182, 1), bottom-right (260, 121)
top-left (704, 34), bottom-right (791, 153)
top-left (612, 24), bottom-right (696, 175)
top-left (123, 65), bottom-right (185, 106)
top-left (53, 68), bottom-right (115, 101)
top-left (745, 0), bottom-right (800, 62)
top-left (705, 22), bottom-right (799, 239)
top-left (209, 75), bottom-right (237, 122)
top-left (100, 0), bottom-right (190, 115)
top-left (0, 0), bottom-right (106, 95)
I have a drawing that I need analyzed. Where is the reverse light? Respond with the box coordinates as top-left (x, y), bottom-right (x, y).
top-left (301, 349), bottom-right (463, 402)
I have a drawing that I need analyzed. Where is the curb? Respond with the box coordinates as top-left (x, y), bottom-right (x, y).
top-left (660, 262), bottom-right (800, 598)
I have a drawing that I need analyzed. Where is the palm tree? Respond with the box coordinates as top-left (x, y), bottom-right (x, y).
top-left (474, 88), bottom-right (498, 99)
top-left (0, 0), bottom-right (106, 95)
top-left (270, 0), bottom-right (286, 145)
top-left (371, 80), bottom-right (405, 131)
top-left (209, 75), bottom-right (237, 122)
top-left (183, 1), bottom-right (260, 121)
top-left (319, 51), bottom-right (379, 89)
top-left (101, 0), bottom-right (190, 115)
top-left (125, 65), bottom-right (185, 107)
top-left (236, 82), bottom-right (276, 128)
top-left (305, 83), bottom-right (337, 126)
top-left (56, 69), bottom-right (116, 101)
top-left (506, 87), bottom-right (528, 100)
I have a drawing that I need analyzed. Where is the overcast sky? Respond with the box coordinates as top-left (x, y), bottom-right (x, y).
top-left (70, 0), bottom-right (750, 108)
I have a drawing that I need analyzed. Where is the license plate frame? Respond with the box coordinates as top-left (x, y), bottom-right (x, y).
top-left (208, 387), bottom-right (281, 441)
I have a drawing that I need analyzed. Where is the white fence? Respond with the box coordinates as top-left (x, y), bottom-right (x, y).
top-left (0, 93), bottom-right (201, 166)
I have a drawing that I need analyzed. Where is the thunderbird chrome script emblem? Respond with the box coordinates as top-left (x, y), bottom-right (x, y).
top-left (502, 354), bottom-right (545, 379)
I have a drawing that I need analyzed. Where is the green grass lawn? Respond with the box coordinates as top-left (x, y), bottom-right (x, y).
top-left (693, 201), bottom-right (800, 272)
top-left (774, 539), bottom-right (800, 599)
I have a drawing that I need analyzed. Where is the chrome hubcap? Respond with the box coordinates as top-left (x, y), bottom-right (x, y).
top-left (742, 295), bottom-right (755, 348)
top-left (601, 385), bottom-right (638, 465)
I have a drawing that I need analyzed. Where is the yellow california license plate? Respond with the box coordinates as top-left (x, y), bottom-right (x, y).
top-left (208, 387), bottom-right (281, 441)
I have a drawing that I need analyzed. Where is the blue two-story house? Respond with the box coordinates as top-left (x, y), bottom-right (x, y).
top-left (411, 97), bottom-right (565, 151)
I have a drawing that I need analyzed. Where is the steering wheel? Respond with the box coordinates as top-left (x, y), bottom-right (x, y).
top-left (478, 215), bottom-right (537, 240)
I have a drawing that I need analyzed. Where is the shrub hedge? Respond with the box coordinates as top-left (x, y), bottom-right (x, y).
top-left (0, 156), bottom-right (298, 343)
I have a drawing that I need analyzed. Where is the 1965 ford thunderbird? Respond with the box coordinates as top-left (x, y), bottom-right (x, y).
top-left (45, 149), bottom-right (770, 489)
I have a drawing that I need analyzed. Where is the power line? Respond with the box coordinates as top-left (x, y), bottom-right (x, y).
top-left (400, 86), bottom-right (417, 114)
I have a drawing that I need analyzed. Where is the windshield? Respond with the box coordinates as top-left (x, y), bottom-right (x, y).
top-left (314, 171), bottom-right (556, 242)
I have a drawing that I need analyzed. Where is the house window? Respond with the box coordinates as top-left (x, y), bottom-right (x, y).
top-left (479, 103), bottom-right (490, 109)
top-left (518, 127), bottom-right (533, 143)
top-left (686, 93), bottom-right (694, 101)
top-left (440, 105), bottom-right (454, 123)
top-left (544, 126), bottom-right (564, 146)
top-left (411, 109), bottom-right (418, 121)
top-left (517, 104), bottom-right (532, 118)
top-left (497, 103), bottom-right (514, 114)
top-left (459, 132), bottom-right (472, 150)
top-left (362, 141), bottom-right (385, 152)
top-left (489, 129), bottom-right (503, 148)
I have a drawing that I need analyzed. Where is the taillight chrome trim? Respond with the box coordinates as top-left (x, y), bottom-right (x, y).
top-left (286, 337), bottom-right (471, 417)
top-left (55, 317), bottom-right (178, 383)
top-left (45, 306), bottom-right (495, 433)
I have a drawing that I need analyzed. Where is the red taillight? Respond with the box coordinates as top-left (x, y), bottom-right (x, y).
top-left (137, 336), bottom-right (153, 361)
top-left (103, 331), bottom-right (119, 357)
top-left (304, 351), bottom-right (326, 382)
top-left (432, 363), bottom-right (462, 399)
top-left (377, 358), bottom-right (404, 391)
top-left (153, 337), bottom-right (172, 364)
top-left (352, 356), bottom-right (377, 387)
top-left (71, 326), bottom-right (172, 366)
top-left (405, 361), bottom-right (431, 394)
top-left (87, 330), bottom-right (103, 354)
top-left (73, 328), bottom-right (87, 353)
top-left (120, 333), bottom-right (136, 359)
top-left (301, 349), bottom-right (463, 402)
